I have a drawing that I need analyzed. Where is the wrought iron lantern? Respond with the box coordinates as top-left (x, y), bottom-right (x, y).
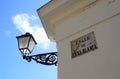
top-left (16, 32), bottom-right (57, 66)
top-left (16, 32), bottom-right (37, 55)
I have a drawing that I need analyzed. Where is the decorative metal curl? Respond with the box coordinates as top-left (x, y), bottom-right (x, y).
top-left (23, 52), bottom-right (57, 66)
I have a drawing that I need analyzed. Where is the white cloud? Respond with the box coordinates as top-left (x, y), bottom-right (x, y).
top-left (12, 13), bottom-right (51, 49)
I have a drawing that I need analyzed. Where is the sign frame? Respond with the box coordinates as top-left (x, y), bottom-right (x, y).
top-left (71, 31), bottom-right (98, 58)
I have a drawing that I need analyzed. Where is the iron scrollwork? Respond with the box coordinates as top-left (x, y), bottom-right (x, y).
top-left (23, 52), bottom-right (57, 66)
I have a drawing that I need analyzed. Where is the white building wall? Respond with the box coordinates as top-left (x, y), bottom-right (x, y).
top-left (56, 0), bottom-right (120, 79)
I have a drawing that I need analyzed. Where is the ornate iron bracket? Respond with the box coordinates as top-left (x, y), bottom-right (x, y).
top-left (22, 52), bottom-right (57, 66)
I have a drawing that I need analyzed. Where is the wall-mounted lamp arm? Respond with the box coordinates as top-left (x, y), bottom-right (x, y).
top-left (23, 52), bottom-right (57, 66)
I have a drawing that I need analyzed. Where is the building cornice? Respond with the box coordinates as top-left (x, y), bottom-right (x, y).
top-left (37, 0), bottom-right (97, 41)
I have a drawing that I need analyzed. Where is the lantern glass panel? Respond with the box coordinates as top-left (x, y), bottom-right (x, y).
top-left (18, 36), bottom-right (30, 49)
top-left (28, 37), bottom-right (36, 53)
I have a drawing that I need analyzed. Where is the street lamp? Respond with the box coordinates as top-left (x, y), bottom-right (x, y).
top-left (16, 32), bottom-right (57, 66)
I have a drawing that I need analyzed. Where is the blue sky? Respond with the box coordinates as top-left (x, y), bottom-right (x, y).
top-left (0, 0), bottom-right (57, 79)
